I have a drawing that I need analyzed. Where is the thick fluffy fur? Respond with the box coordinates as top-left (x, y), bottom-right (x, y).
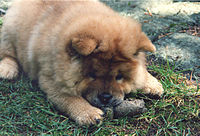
top-left (0, 0), bottom-right (163, 125)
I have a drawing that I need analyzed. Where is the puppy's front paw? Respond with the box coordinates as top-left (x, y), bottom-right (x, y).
top-left (143, 80), bottom-right (164, 97)
top-left (142, 72), bottom-right (164, 97)
top-left (75, 107), bottom-right (104, 126)
top-left (0, 58), bottom-right (18, 79)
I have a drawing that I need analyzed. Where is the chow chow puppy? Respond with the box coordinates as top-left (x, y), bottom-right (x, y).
top-left (0, 0), bottom-right (163, 125)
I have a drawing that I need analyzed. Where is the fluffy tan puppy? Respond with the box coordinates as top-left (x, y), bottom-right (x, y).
top-left (0, 0), bottom-right (163, 125)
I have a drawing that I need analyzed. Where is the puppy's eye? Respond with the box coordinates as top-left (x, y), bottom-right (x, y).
top-left (133, 52), bottom-right (139, 56)
top-left (89, 72), bottom-right (96, 79)
top-left (116, 73), bottom-right (123, 81)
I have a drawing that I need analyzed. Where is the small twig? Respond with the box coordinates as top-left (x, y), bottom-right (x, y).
top-left (189, 71), bottom-right (193, 81)
top-left (158, 32), bottom-right (174, 39)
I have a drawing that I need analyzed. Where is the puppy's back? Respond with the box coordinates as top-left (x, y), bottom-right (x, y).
top-left (1, 0), bottom-right (116, 78)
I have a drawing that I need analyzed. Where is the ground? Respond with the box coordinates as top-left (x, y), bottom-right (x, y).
top-left (103, 0), bottom-right (200, 81)
top-left (0, 0), bottom-right (199, 135)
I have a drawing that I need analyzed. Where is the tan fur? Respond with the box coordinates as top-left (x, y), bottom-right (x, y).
top-left (0, 0), bottom-right (163, 125)
top-left (0, 57), bottom-right (18, 79)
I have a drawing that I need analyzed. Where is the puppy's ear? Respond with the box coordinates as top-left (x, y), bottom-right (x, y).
top-left (72, 37), bottom-right (97, 56)
top-left (138, 32), bottom-right (156, 52)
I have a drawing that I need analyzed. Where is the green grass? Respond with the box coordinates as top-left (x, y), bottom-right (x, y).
top-left (0, 62), bottom-right (199, 135)
top-left (0, 18), bottom-right (2, 25)
top-left (0, 17), bottom-right (3, 26)
top-left (0, 21), bottom-right (199, 135)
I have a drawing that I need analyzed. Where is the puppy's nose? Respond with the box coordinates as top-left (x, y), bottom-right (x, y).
top-left (98, 93), bottom-right (113, 105)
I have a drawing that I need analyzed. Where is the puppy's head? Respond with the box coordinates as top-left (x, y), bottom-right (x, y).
top-left (70, 16), bottom-right (155, 108)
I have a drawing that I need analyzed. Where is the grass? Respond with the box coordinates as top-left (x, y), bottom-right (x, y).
top-left (0, 18), bottom-right (3, 26)
top-left (0, 23), bottom-right (199, 136)
top-left (0, 59), bottom-right (199, 135)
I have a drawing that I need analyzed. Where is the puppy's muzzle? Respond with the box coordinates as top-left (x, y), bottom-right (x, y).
top-left (98, 93), bottom-right (113, 105)
top-left (95, 92), bottom-right (122, 108)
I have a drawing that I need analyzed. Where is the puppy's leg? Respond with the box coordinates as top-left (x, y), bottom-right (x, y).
top-left (51, 95), bottom-right (104, 125)
top-left (142, 71), bottom-right (164, 96)
top-left (0, 38), bottom-right (19, 79)
top-left (39, 75), bottom-right (104, 126)
top-left (0, 57), bottom-right (18, 79)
